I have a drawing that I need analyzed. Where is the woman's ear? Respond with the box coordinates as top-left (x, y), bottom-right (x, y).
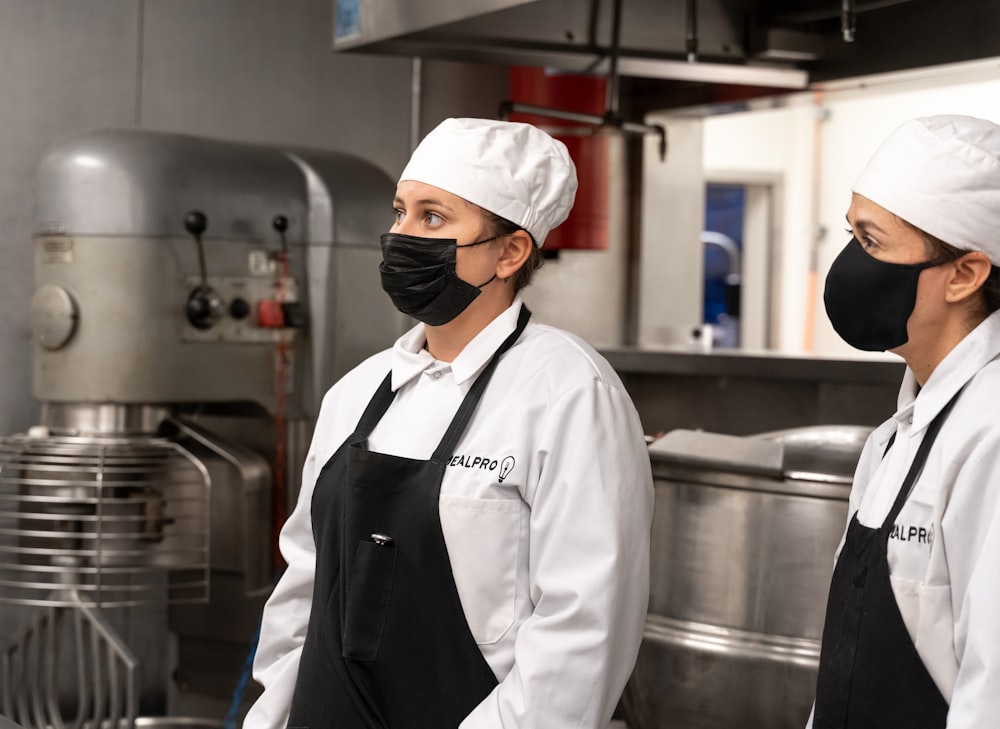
top-left (495, 230), bottom-right (534, 281)
top-left (945, 251), bottom-right (992, 304)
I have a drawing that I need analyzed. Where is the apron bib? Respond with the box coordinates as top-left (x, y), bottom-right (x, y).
top-left (286, 305), bottom-right (530, 729)
top-left (813, 392), bottom-right (961, 729)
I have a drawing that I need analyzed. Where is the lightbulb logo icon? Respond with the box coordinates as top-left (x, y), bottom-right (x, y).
top-left (498, 456), bottom-right (515, 483)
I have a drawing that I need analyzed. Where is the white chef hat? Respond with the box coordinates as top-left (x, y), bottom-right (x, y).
top-left (852, 114), bottom-right (1000, 265)
top-left (398, 117), bottom-right (578, 247)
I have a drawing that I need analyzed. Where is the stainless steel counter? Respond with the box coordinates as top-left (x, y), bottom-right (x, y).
top-left (601, 347), bottom-right (905, 437)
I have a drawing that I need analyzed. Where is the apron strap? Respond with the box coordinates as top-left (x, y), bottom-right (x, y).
top-left (351, 304), bottom-right (531, 456)
top-left (351, 373), bottom-right (395, 443)
top-left (431, 304), bottom-right (531, 464)
top-left (882, 388), bottom-right (963, 530)
top-left (882, 430), bottom-right (897, 459)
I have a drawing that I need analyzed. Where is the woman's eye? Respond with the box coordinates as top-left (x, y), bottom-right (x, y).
top-left (392, 209), bottom-right (404, 224)
top-left (425, 212), bottom-right (443, 226)
top-left (846, 228), bottom-right (877, 249)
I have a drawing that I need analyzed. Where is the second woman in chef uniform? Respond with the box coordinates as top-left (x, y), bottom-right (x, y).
top-left (811, 115), bottom-right (1000, 728)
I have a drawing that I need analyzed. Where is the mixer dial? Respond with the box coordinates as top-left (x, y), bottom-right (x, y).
top-left (30, 283), bottom-right (78, 350)
top-left (229, 297), bottom-right (251, 320)
top-left (186, 285), bottom-right (225, 330)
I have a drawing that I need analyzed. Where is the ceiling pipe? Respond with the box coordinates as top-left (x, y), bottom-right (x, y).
top-left (606, 0), bottom-right (624, 118)
top-left (586, 0), bottom-right (601, 48)
top-left (686, 0), bottom-right (698, 62)
top-left (842, 0), bottom-right (856, 42)
top-left (772, 0), bottom-right (915, 25)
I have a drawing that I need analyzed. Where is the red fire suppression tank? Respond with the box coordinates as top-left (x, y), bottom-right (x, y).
top-left (508, 66), bottom-right (609, 250)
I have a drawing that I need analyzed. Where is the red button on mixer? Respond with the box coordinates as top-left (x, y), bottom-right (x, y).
top-left (257, 300), bottom-right (285, 328)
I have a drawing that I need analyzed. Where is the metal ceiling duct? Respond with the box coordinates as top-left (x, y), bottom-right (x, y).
top-left (332, 0), bottom-right (1000, 98)
top-left (334, 0), bottom-right (809, 89)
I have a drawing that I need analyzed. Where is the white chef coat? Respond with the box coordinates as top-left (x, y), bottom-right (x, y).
top-left (806, 308), bottom-right (1000, 728)
top-left (245, 297), bottom-right (654, 729)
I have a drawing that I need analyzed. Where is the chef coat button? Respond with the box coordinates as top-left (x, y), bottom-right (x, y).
top-left (370, 533), bottom-right (393, 546)
top-left (431, 371), bottom-right (442, 380)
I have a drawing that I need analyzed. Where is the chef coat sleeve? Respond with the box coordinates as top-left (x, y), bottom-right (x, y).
top-left (242, 430), bottom-right (322, 729)
top-left (942, 429), bottom-right (1000, 728)
top-left (461, 379), bottom-right (654, 729)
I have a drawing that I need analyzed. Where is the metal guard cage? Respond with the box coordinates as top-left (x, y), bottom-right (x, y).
top-left (0, 432), bottom-right (210, 609)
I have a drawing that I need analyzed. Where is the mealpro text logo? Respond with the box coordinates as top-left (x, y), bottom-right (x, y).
top-left (448, 454), bottom-right (516, 483)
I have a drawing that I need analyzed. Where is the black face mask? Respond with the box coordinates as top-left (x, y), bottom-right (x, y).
top-left (379, 232), bottom-right (498, 326)
top-left (823, 237), bottom-right (945, 351)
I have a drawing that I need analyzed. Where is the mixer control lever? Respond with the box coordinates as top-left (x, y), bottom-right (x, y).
top-left (184, 211), bottom-right (208, 236)
top-left (272, 214), bottom-right (289, 256)
top-left (183, 210), bottom-right (225, 329)
top-left (184, 210), bottom-right (211, 288)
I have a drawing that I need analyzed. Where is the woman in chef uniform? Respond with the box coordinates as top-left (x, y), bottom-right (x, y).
top-left (811, 114), bottom-right (1000, 728)
top-left (243, 118), bottom-right (654, 729)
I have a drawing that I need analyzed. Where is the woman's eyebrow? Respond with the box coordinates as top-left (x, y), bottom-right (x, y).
top-left (846, 214), bottom-right (887, 234)
top-left (393, 195), bottom-right (456, 212)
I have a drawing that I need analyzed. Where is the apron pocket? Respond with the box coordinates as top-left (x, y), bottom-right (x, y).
top-left (342, 538), bottom-right (397, 661)
top-left (440, 494), bottom-right (522, 644)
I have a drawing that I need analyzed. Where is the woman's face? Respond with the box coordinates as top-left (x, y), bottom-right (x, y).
top-left (845, 192), bottom-right (952, 355)
top-left (390, 180), bottom-right (498, 286)
top-left (845, 193), bottom-right (930, 264)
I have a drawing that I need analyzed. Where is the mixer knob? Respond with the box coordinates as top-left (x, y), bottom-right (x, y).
top-left (184, 211), bottom-right (208, 236)
top-left (186, 286), bottom-right (224, 330)
top-left (31, 284), bottom-right (79, 350)
top-left (229, 297), bottom-right (251, 320)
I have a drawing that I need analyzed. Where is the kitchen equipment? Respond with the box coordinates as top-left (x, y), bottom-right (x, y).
top-left (624, 425), bottom-right (868, 729)
top-left (0, 129), bottom-right (402, 728)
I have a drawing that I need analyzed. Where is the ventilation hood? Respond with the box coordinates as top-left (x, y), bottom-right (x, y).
top-left (333, 0), bottom-right (1000, 103)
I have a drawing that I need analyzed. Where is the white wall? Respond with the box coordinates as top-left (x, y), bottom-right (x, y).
top-left (703, 102), bottom-right (818, 352)
top-left (637, 114), bottom-right (706, 347)
top-left (523, 134), bottom-right (631, 348)
top-left (702, 57), bottom-right (1000, 357)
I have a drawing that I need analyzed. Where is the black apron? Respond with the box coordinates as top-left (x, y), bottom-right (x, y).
top-left (286, 305), bottom-right (531, 729)
top-left (813, 392), bottom-right (961, 729)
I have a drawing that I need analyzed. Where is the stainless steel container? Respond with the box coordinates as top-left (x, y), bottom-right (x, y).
top-left (624, 425), bottom-right (870, 729)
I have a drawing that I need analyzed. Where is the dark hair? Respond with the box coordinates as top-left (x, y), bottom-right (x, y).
top-left (481, 209), bottom-right (544, 292)
top-left (918, 230), bottom-right (1000, 314)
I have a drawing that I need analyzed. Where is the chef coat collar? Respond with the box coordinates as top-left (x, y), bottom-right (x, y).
top-left (892, 309), bottom-right (1000, 436)
top-left (390, 297), bottom-right (527, 391)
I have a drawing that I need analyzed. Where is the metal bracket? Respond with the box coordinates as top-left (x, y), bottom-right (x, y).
top-left (498, 0), bottom-right (668, 161)
top-left (498, 100), bottom-right (667, 161)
